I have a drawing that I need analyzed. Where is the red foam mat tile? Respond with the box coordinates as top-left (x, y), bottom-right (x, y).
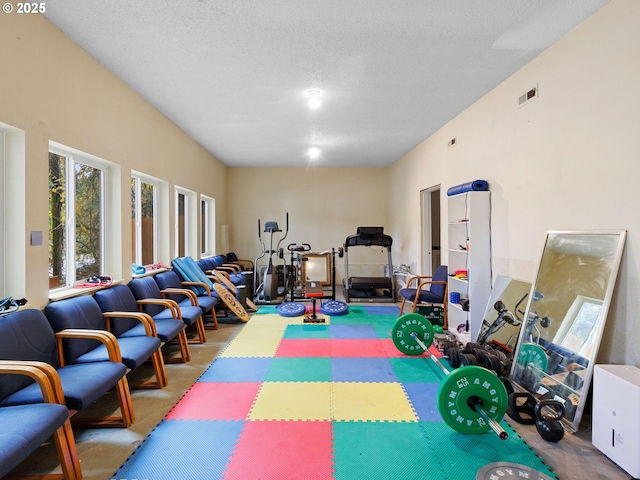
top-left (330, 339), bottom-right (388, 357)
top-left (223, 420), bottom-right (334, 479)
top-left (165, 382), bottom-right (261, 421)
top-left (276, 338), bottom-right (396, 358)
top-left (276, 339), bottom-right (332, 357)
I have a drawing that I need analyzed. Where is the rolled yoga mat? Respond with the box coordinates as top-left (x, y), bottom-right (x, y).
top-left (446, 179), bottom-right (488, 196)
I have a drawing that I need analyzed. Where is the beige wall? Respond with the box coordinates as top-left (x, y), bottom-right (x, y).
top-left (389, 0), bottom-right (640, 365)
top-left (226, 167), bottom-right (390, 281)
top-left (0, 14), bottom-right (227, 308)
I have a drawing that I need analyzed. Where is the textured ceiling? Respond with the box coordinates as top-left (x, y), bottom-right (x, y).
top-left (43, 0), bottom-right (608, 167)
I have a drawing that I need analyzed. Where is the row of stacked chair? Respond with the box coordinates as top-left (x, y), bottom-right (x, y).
top-left (0, 254), bottom-right (250, 479)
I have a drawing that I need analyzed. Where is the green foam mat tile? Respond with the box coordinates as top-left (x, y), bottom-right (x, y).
top-left (264, 357), bottom-right (332, 382)
top-left (419, 422), bottom-right (558, 480)
top-left (390, 357), bottom-right (447, 383)
top-left (333, 421), bottom-right (431, 480)
top-left (282, 324), bottom-right (331, 339)
top-left (331, 314), bottom-right (398, 338)
top-left (253, 305), bottom-right (279, 314)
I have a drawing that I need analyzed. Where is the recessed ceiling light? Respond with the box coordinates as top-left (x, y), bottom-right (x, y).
top-left (308, 146), bottom-right (320, 159)
top-left (307, 89), bottom-right (321, 109)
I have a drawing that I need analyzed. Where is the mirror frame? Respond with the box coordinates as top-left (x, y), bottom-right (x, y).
top-left (510, 229), bottom-right (626, 433)
top-left (302, 253), bottom-right (331, 285)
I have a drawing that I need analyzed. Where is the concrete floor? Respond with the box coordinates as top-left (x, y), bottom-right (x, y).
top-left (11, 306), bottom-right (636, 480)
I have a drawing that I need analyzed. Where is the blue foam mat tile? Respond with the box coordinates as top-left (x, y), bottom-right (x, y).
top-left (329, 324), bottom-right (378, 339)
top-left (402, 382), bottom-right (441, 421)
top-left (112, 420), bottom-right (244, 480)
top-left (332, 357), bottom-right (398, 383)
top-left (199, 357), bottom-right (272, 382)
top-left (361, 305), bottom-right (401, 315)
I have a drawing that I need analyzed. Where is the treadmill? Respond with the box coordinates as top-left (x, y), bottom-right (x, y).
top-left (343, 227), bottom-right (395, 303)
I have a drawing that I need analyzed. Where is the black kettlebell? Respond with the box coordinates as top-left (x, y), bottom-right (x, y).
top-left (534, 399), bottom-right (565, 442)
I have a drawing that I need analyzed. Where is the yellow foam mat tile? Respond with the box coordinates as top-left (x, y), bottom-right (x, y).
top-left (233, 325), bottom-right (286, 341)
top-left (219, 337), bottom-right (281, 357)
top-left (332, 382), bottom-right (418, 422)
top-left (249, 314), bottom-right (293, 326)
top-left (249, 382), bottom-right (332, 421)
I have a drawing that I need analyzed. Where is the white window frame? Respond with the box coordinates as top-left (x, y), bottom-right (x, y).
top-left (200, 195), bottom-right (216, 256)
top-left (0, 130), bottom-right (5, 297)
top-left (175, 186), bottom-right (196, 258)
top-left (132, 172), bottom-right (159, 266)
top-left (0, 122), bottom-right (26, 300)
top-left (49, 143), bottom-right (110, 289)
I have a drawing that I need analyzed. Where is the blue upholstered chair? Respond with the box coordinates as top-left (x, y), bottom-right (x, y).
top-left (45, 295), bottom-right (168, 389)
top-left (398, 265), bottom-right (449, 329)
top-left (226, 252), bottom-right (254, 271)
top-left (198, 255), bottom-right (243, 285)
top-left (94, 284), bottom-right (190, 364)
top-left (128, 276), bottom-right (207, 343)
top-left (154, 270), bottom-right (219, 330)
top-left (0, 308), bottom-right (134, 428)
top-left (0, 361), bottom-right (82, 479)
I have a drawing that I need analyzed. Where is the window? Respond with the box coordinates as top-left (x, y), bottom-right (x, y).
top-left (175, 187), bottom-right (195, 258)
top-left (49, 147), bottom-right (108, 289)
top-left (200, 195), bottom-right (215, 256)
top-left (0, 130), bottom-right (4, 296)
top-left (132, 174), bottom-right (158, 266)
top-left (0, 122), bottom-right (26, 299)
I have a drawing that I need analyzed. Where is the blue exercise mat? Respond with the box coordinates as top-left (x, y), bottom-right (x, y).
top-left (447, 179), bottom-right (488, 196)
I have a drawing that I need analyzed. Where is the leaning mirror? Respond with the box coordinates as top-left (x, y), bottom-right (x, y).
top-left (510, 230), bottom-right (626, 433)
top-left (477, 275), bottom-right (532, 359)
top-left (302, 253), bottom-right (331, 285)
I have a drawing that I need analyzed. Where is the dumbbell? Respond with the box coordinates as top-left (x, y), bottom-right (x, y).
top-left (392, 313), bottom-right (509, 440)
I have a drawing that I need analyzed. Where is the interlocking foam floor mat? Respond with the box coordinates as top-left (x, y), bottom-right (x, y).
top-left (112, 307), bottom-right (557, 480)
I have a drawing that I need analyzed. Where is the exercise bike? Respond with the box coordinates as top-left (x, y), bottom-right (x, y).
top-left (285, 243), bottom-right (312, 302)
top-left (276, 246), bottom-right (349, 319)
top-left (477, 293), bottom-right (528, 348)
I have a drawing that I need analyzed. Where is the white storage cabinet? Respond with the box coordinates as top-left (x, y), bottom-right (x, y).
top-left (446, 191), bottom-right (491, 343)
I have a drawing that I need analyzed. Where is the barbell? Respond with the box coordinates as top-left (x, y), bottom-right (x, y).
top-left (392, 313), bottom-right (509, 440)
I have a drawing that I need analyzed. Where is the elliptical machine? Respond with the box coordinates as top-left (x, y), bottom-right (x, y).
top-left (254, 213), bottom-right (289, 304)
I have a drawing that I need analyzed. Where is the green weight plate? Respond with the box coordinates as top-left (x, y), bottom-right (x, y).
top-left (391, 313), bottom-right (435, 356)
top-left (517, 343), bottom-right (548, 374)
top-left (437, 365), bottom-right (508, 435)
top-left (476, 462), bottom-right (555, 480)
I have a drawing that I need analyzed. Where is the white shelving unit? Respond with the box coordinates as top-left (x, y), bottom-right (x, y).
top-left (446, 190), bottom-right (491, 344)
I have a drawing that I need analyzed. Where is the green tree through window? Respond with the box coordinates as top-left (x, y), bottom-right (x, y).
top-left (49, 151), bottom-right (103, 288)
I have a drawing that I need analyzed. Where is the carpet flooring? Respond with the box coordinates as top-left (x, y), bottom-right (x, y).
top-left (112, 306), bottom-right (557, 480)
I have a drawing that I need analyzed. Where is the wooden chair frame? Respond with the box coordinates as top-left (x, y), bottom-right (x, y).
top-left (54, 329), bottom-right (135, 426)
top-left (0, 360), bottom-right (82, 480)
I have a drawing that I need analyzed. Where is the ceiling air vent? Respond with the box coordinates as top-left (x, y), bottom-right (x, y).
top-left (518, 84), bottom-right (538, 107)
